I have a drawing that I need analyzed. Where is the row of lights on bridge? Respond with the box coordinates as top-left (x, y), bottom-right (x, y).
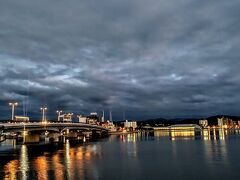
top-left (8, 102), bottom-right (63, 122)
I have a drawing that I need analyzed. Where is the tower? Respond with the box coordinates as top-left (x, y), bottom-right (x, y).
top-left (109, 111), bottom-right (112, 121)
top-left (102, 110), bottom-right (105, 122)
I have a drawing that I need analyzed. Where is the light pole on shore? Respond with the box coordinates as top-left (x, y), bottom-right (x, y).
top-left (56, 110), bottom-right (63, 121)
top-left (40, 107), bottom-right (47, 122)
top-left (9, 102), bottom-right (18, 120)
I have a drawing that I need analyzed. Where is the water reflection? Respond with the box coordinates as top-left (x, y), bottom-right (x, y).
top-left (65, 140), bottom-right (71, 179)
top-left (4, 160), bottom-right (19, 180)
top-left (34, 156), bottom-right (49, 180)
top-left (119, 134), bottom-right (138, 158)
top-left (170, 130), bottom-right (195, 141)
top-left (203, 134), bottom-right (229, 175)
top-left (1, 141), bottom-right (102, 179)
top-left (0, 130), bottom-right (240, 180)
top-left (202, 128), bottom-right (228, 140)
top-left (120, 133), bottom-right (137, 143)
top-left (152, 128), bottom-right (232, 141)
top-left (203, 128), bottom-right (211, 140)
top-left (20, 145), bottom-right (29, 180)
top-left (3, 145), bottom-right (29, 180)
top-left (154, 130), bottom-right (169, 137)
top-left (52, 154), bottom-right (64, 180)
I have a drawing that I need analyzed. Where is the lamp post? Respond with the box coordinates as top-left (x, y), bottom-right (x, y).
top-left (9, 102), bottom-right (18, 120)
top-left (40, 107), bottom-right (47, 122)
top-left (56, 110), bottom-right (63, 121)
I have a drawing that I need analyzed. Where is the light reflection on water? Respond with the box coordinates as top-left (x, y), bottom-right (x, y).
top-left (1, 130), bottom-right (240, 180)
top-left (20, 145), bottom-right (29, 180)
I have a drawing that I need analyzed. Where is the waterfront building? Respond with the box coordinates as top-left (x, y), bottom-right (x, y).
top-left (77, 115), bottom-right (87, 123)
top-left (87, 119), bottom-right (98, 125)
top-left (86, 112), bottom-right (99, 125)
top-left (58, 113), bottom-right (73, 122)
top-left (217, 117), bottom-right (234, 128)
top-left (170, 124), bottom-right (202, 131)
top-left (100, 121), bottom-right (117, 132)
top-left (14, 116), bottom-right (29, 122)
top-left (124, 120), bottom-right (137, 131)
top-left (199, 119), bottom-right (208, 128)
top-left (169, 124), bottom-right (202, 138)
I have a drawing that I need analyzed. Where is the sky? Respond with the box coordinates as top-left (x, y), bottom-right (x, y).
top-left (0, 0), bottom-right (240, 121)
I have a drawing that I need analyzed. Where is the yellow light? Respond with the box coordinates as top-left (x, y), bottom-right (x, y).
top-left (42, 121), bottom-right (47, 125)
top-left (23, 131), bottom-right (27, 136)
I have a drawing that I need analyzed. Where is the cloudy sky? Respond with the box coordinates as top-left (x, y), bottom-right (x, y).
top-left (0, 0), bottom-right (240, 120)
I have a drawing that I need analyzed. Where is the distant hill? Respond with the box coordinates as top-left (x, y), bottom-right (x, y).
top-left (137, 115), bottom-right (240, 126)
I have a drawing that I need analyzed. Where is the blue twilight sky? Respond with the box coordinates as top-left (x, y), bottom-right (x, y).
top-left (0, 0), bottom-right (240, 120)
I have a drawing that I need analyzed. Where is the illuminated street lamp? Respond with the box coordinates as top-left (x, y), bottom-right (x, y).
top-left (9, 102), bottom-right (18, 120)
top-left (56, 110), bottom-right (63, 121)
top-left (40, 107), bottom-right (47, 122)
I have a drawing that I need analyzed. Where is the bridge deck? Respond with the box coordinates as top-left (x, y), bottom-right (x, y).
top-left (0, 122), bottom-right (109, 133)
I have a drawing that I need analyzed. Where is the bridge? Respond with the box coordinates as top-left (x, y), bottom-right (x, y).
top-left (0, 122), bottom-right (109, 143)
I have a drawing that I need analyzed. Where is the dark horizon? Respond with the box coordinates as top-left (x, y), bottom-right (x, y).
top-left (1, 0), bottom-right (240, 120)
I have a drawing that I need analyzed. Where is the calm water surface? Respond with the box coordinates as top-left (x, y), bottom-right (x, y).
top-left (1, 131), bottom-right (240, 180)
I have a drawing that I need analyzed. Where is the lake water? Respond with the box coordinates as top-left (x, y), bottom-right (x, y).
top-left (1, 130), bottom-right (240, 180)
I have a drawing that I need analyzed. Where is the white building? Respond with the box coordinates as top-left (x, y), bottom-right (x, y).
top-left (218, 117), bottom-right (232, 128)
top-left (59, 113), bottom-right (73, 122)
top-left (14, 116), bottom-right (29, 122)
top-left (124, 120), bottom-right (137, 130)
top-left (199, 120), bottom-right (208, 127)
top-left (78, 115), bottom-right (87, 123)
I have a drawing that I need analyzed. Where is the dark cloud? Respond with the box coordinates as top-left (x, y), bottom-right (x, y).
top-left (0, 0), bottom-right (240, 120)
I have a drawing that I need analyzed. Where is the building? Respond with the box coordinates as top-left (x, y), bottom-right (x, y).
top-left (199, 120), bottom-right (208, 128)
top-left (170, 124), bottom-right (202, 131)
top-left (124, 120), bottom-right (137, 131)
top-left (86, 112), bottom-right (99, 125)
top-left (169, 124), bottom-right (202, 138)
top-left (101, 111), bottom-right (105, 122)
top-left (58, 113), bottom-right (73, 122)
top-left (14, 116), bottom-right (29, 122)
top-left (100, 121), bottom-right (117, 132)
top-left (77, 115), bottom-right (87, 123)
top-left (217, 117), bottom-right (234, 128)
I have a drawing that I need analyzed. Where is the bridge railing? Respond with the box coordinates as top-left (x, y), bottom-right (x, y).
top-left (0, 122), bottom-right (109, 132)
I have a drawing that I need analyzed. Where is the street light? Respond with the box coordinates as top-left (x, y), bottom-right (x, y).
top-left (9, 102), bottom-right (18, 120)
top-left (40, 107), bottom-right (47, 122)
top-left (56, 110), bottom-right (63, 121)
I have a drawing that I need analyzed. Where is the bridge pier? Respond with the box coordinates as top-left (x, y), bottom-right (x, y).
top-left (47, 133), bottom-right (61, 142)
top-left (21, 132), bottom-right (61, 144)
top-left (67, 132), bottom-right (78, 138)
top-left (92, 130), bottom-right (100, 139)
top-left (23, 133), bottom-right (40, 144)
top-left (0, 135), bottom-right (5, 142)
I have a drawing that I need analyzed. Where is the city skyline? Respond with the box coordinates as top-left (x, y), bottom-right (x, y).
top-left (1, 0), bottom-right (240, 120)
